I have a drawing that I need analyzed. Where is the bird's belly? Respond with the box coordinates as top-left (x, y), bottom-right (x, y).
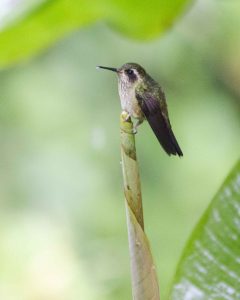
top-left (120, 94), bottom-right (144, 120)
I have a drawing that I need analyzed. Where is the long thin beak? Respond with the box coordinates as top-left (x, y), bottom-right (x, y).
top-left (96, 66), bottom-right (118, 72)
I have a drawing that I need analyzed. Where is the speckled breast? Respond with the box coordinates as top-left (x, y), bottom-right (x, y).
top-left (118, 82), bottom-right (144, 120)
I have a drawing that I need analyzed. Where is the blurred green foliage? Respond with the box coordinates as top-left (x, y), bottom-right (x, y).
top-left (0, 0), bottom-right (190, 67)
top-left (0, 0), bottom-right (239, 300)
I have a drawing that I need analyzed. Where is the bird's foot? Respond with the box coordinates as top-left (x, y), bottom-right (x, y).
top-left (132, 126), bottom-right (137, 134)
top-left (132, 119), bottom-right (143, 134)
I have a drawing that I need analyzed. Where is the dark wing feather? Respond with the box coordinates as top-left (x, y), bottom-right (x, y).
top-left (136, 91), bottom-right (183, 156)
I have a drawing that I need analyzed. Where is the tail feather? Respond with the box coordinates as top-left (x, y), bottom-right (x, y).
top-left (147, 113), bottom-right (183, 157)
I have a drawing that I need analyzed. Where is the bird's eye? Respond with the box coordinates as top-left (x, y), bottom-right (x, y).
top-left (126, 69), bottom-right (134, 76)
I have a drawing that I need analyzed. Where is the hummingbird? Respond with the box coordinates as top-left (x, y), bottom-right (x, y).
top-left (97, 62), bottom-right (183, 157)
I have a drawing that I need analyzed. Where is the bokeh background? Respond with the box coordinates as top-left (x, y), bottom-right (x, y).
top-left (0, 0), bottom-right (239, 299)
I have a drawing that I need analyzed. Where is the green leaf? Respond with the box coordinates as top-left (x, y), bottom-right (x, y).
top-left (103, 0), bottom-right (191, 39)
top-left (0, 0), bottom-right (101, 67)
top-left (0, 0), bottom-right (191, 68)
top-left (169, 160), bottom-right (240, 300)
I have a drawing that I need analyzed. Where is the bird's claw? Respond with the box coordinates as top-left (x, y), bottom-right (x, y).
top-left (132, 127), bottom-right (137, 134)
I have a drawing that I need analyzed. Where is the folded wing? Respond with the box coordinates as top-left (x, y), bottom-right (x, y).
top-left (136, 91), bottom-right (183, 156)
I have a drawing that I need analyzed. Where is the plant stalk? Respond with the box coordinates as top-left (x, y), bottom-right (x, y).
top-left (120, 111), bottom-right (160, 300)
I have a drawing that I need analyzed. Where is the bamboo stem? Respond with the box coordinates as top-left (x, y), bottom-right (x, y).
top-left (120, 111), bottom-right (144, 230)
top-left (120, 111), bottom-right (160, 300)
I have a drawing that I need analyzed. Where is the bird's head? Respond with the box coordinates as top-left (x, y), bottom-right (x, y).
top-left (97, 63), bottom-right (146, 87)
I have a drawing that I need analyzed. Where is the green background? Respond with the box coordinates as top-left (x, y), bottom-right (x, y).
top-left (0, 1), bottom-right (239, 299)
